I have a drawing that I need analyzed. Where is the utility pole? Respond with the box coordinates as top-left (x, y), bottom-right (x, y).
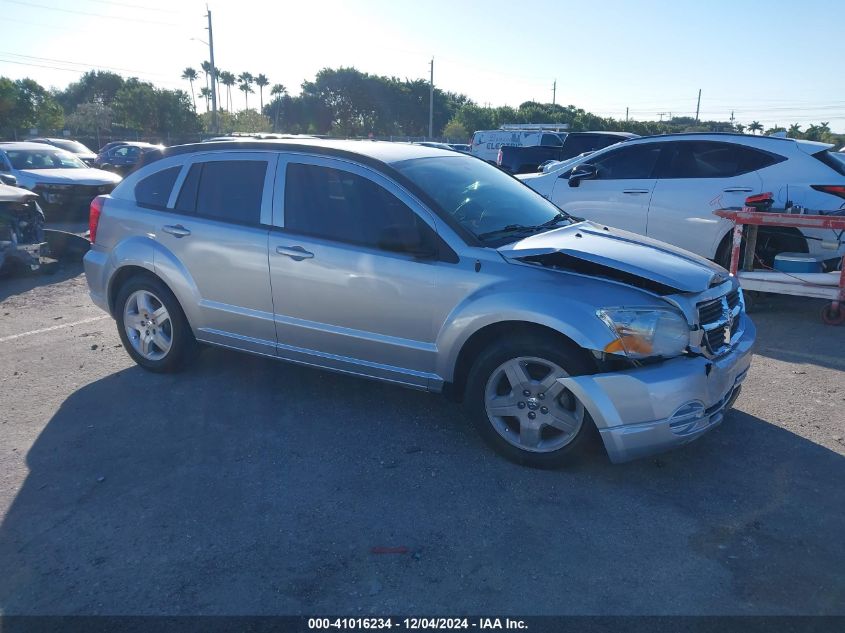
top-left (551, 80), bottom-right (556, 106)
top-left (428, 57), bottom-right (434, 139)
top-left (625, 107), bottom-right (629, 123)
top-left (206, 7), bottom-right (218, 134)
top-left (658, 112), bottom-right (667, 122)
top-left (695, 88), bottom-right (701, 122)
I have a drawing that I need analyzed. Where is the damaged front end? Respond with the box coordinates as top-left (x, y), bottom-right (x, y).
top-left (0, 186), bottom-right (49, 273)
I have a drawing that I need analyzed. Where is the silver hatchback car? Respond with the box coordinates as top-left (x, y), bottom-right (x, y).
top-left (84, 140), bottom-right (755, 467)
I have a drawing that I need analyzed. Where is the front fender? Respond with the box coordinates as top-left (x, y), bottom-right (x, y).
top-left (435, 276), bottom-right (659, 382)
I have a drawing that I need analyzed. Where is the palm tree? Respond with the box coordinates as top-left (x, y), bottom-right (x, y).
top-left (200, 61), bottom-right (212, 97)
top-left (237, 72), bottom-right (254, 110)
top-left (255, 74), bottom-right (269, 112)
top-left (788, 123), bottom-right (802, 137)
top-left (199, 86), bottom-right (212, 113)
top-left (219, 71), bottom-right (236, 111)
top-left (749, 121), bottom-right (763, 135)
top-left (238, 81), bottom-right (254, 110)
top-left (181, 67), bottom-right (198, 111)
top-left (270, 83), bottom-right (287, 130)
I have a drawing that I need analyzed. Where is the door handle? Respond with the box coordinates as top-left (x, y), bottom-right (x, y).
top-left (622, 189), bottom-right (650, 194)
top-left (276, 245), bottom-right (314, 261)
top-left (161, 224), bottom-right (191, 238)
top-left (723, 187), bottom-right (753, 193)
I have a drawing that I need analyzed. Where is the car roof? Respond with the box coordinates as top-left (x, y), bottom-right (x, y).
top-left (619, 132), bottom-right (834, 153)
top-left (0, 141), bottom-right (66, 150)
top-left (150, 138), bottom-right (455, 166)
top-left (567, 131), bottom-right (639, 138)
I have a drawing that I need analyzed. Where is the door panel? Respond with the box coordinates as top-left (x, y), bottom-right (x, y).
top-left (550, 142), bottom-right (663, 236)
top-left (647, 141), bottom-right (766, 258)
top-left (647, 173), bottom-right (762, 258)
top-left (268, 155), bottom-right (445, 387)
top-left (552, 176), bottom-right (654, 234)
top-left (155, 152), bottom-right (276, 354)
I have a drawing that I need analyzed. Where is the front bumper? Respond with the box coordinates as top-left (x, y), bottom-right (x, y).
top-left (560, 315), bottom-right (756, 463)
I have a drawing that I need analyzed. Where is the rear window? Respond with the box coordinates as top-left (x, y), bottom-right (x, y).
top-left (540, 134), bottom-right (563, 147)
top-left (134, 166), bottom-right (181, 208)
top-left (813, 150), bottom-right (845, 177)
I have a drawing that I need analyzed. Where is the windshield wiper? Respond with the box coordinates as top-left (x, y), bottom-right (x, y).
top-left (477, 212), bottom-right (573, 242)
top-left (538, 211), bottom-right (573, 228)
top-left (476, 224), bottom-right (542, 241)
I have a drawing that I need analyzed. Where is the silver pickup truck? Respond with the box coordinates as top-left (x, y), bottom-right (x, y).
top-left (83, 140), bottom-right (755, 467)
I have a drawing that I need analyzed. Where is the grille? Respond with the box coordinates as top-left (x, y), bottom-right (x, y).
top-left (697, 289), bottom-right (742, 356)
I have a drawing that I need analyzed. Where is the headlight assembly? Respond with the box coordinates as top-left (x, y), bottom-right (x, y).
top-left (597, 307), bottom-right (690, 360)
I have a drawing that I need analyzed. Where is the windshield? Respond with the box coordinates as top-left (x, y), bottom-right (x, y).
top-left (394, 155), bottom-right (570, 244)
top-left (6, 148), bottom-right (88, 170)
top-left (49, 139), bottom-right (93, 155)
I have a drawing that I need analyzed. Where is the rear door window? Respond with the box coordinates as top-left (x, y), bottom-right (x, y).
top-left (174, 160), bottom-right (267, 223)
top-left (657, 141), bottom-right (784, 178)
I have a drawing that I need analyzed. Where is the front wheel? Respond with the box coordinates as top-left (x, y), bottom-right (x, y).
top-left (115, 275), bottom-right (197, 372)
top-left (464, 335), bottom-right (597, 468)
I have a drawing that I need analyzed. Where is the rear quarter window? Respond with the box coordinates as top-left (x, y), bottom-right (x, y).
top-left (813, 150), bottom-right (845, 177)
top-left (134, 166), bottom-right (181, 208)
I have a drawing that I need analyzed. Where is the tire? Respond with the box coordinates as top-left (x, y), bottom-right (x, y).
top-left (463, 333), bottom-right (597, 468)
top-left (114, 274), bottom-right (198, 373)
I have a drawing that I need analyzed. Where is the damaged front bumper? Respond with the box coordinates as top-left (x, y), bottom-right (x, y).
top-left (560, 315), bottom-right (756, 463)
top-left (0, 240), bottom-right (48, 271)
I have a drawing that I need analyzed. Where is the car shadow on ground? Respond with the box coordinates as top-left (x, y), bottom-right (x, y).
top-left (0, 263), bottom-right (84, 303)
top-left (1, 347), bottom-right (843, 615)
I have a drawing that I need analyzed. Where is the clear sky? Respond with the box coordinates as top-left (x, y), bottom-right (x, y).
top-left (2, 0), bottom-right (843, 131)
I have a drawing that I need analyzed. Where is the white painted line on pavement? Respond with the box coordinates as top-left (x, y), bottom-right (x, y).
top-left (0, 315), bottom-right (110, 343)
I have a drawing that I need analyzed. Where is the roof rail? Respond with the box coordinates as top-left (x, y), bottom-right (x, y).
top-left (499, 123), bottom-right (570, 131)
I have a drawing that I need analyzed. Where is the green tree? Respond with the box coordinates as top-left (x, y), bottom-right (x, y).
top-left (200, 61), bottom-right (212, 97)
top-left (199, 86), bottom-right (211, 112)
top-left (269, 83), bottom-right (287, 130)
top-left (788, 123), bottom-right (802, 137)
top-left (255, 73), bottom-right (269, 112)
top-left (238, 72), bottom-right (254, 110)
top-left (443, 120), bottom-right (468, 142)
top-left (748, 121), bottom-right (763, 135)
top-left (219, 71), bottom-right (235, 111)
top-left (181, 67), bottom-right (198, 111)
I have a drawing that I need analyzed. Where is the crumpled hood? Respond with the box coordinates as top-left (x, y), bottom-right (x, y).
top-left (17, 168), bottom-right (122, 186)
top-left (498, 221), bottom-right (728, 293)
top-left (0, 183), bottom-right (37, 203)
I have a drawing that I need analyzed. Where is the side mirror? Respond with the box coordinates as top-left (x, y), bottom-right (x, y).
top-left (568, 163), bottom-right (597, 187)
top-left (377, 224), bottom-right (437, 259)
top-left (0, 174), bottom-right (18, 186)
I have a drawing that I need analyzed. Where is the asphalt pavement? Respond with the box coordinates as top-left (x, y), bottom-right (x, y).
top-left (0, 265), bottom-right (843, 615)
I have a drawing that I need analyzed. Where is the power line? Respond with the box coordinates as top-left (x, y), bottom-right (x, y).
top-left (80, 0), bottom-right (186, 14)
top-left (0, 51), bottom-right (176, 79)
top-left (0, 57), bottom-right (183, 87)
top-left (1, 0), bottom-right (184, 27)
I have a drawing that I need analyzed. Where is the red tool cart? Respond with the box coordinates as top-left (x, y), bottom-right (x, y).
top-left (715, 207), bottom-right (845, 325)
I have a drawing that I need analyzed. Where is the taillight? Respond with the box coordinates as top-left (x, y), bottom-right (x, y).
top-left (811, 185), bottom-right (845, 200)
top-left (89, 195), bottom-right (105, 244)
top-left (497, 148), bottom-right (503, 165)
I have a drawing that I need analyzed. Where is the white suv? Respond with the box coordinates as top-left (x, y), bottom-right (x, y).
top-left (519, 133), bottom-right (845, 266)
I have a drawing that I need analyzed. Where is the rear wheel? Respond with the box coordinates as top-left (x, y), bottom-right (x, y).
top-left (464, 334), bottom-right (596, 468)
top-left (115, 275), bottom-right (197, 372)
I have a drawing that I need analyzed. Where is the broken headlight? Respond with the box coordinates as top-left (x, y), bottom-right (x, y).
top-left (597, 307), bottom-right (690, 360)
